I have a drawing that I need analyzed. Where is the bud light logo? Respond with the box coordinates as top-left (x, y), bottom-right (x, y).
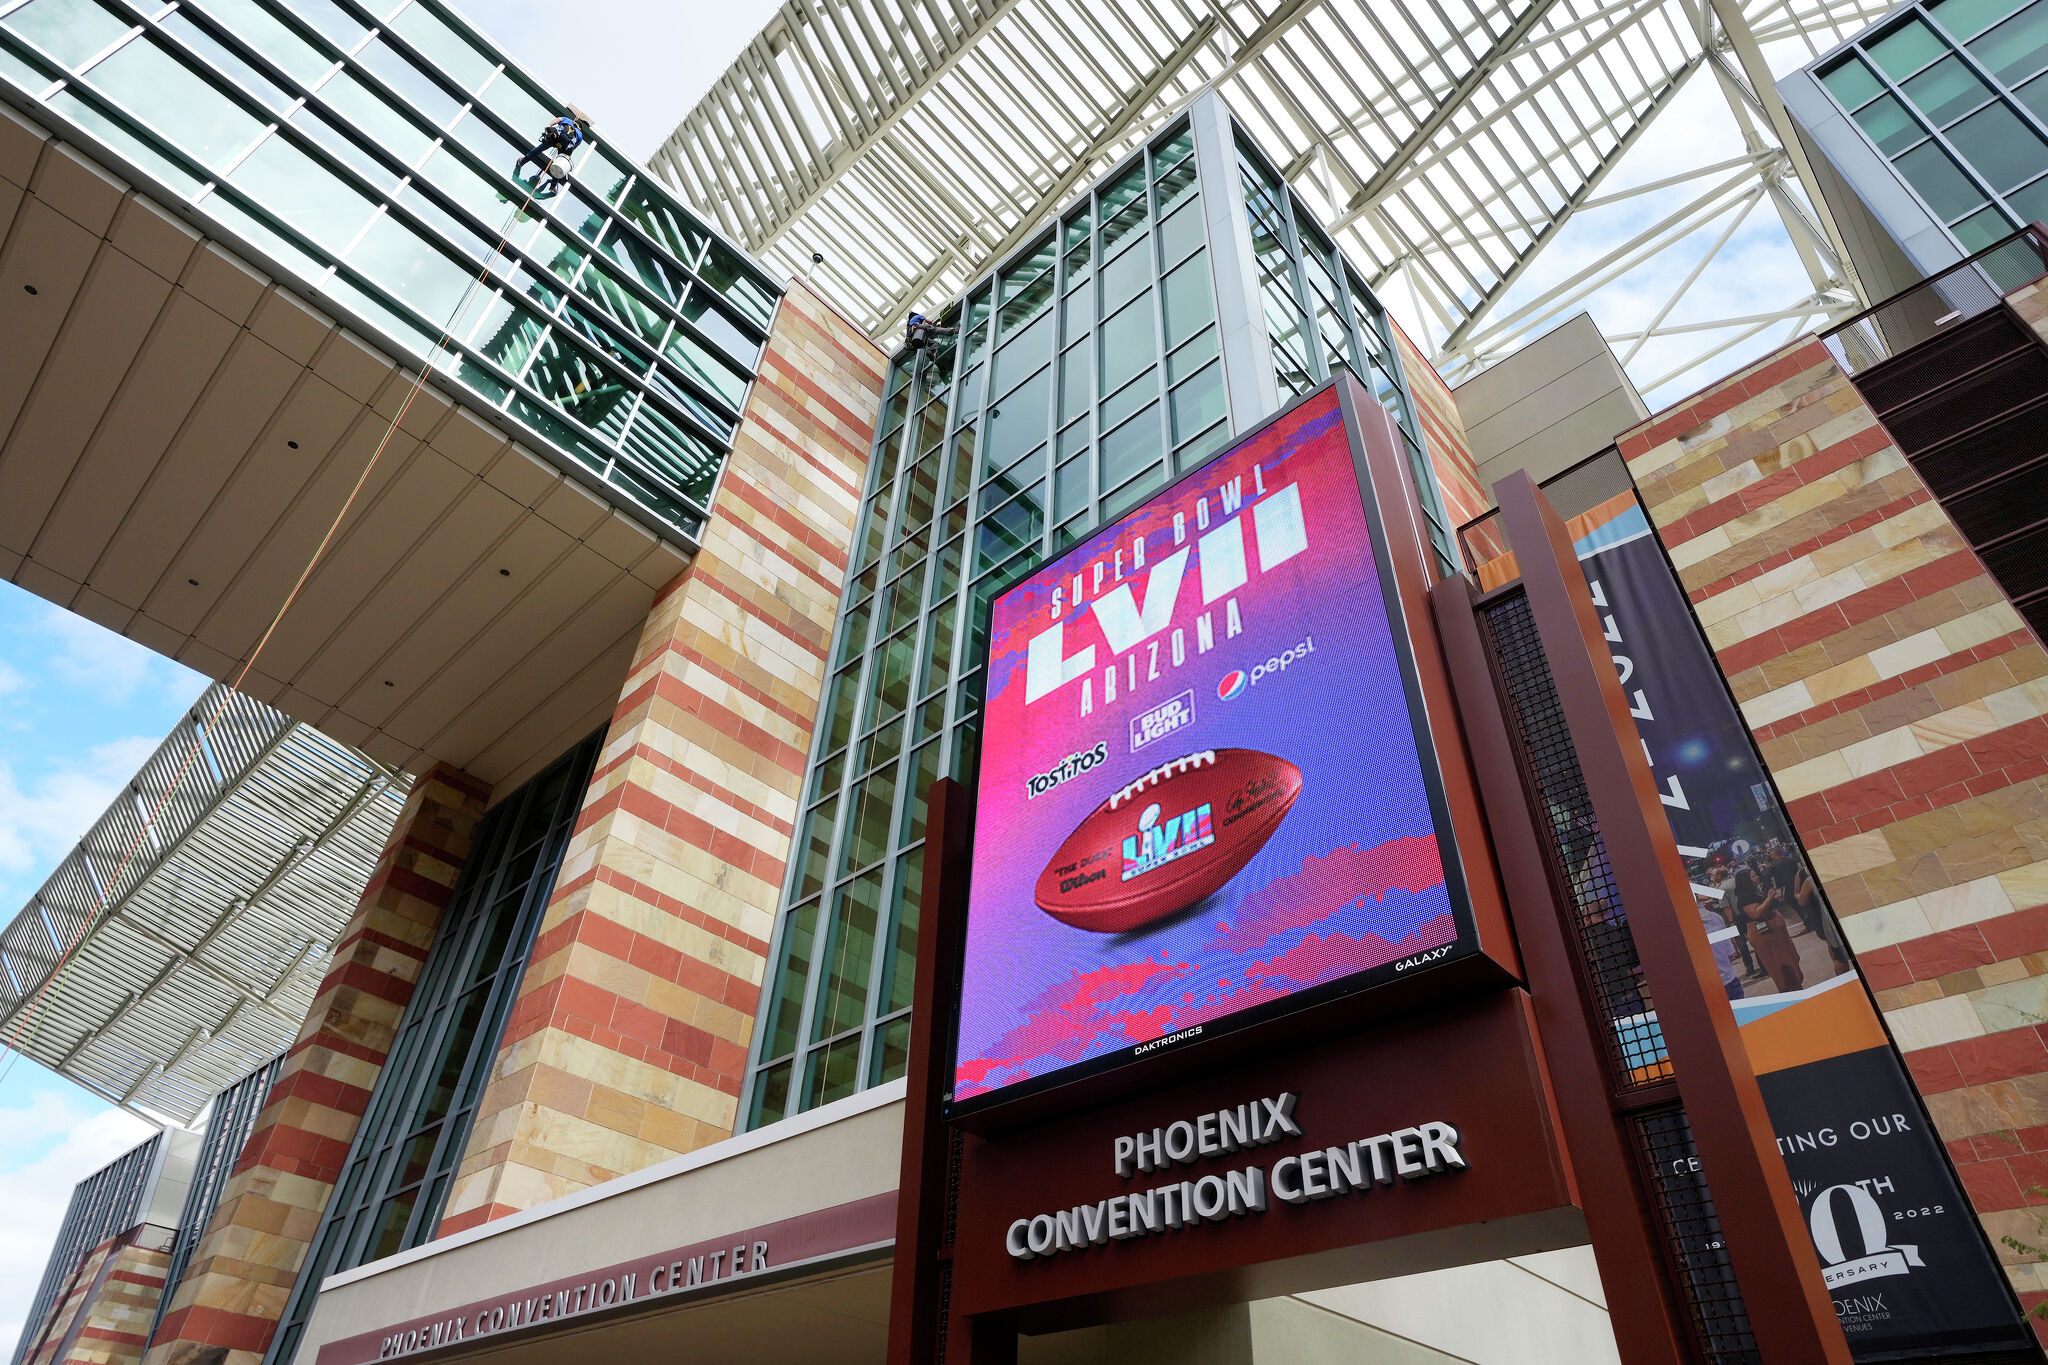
top-left (1217, 670), bottom-right (1247, 701)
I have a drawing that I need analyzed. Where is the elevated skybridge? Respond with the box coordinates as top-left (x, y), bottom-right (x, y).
top-left (653, 0), bottom-right (1878, 394)
top-left (0, 683), bottom-right (408, 1126)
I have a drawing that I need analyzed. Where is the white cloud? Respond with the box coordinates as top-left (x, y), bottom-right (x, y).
top-left (0, 736), bottom-right (163, 877)
top-left (0, 1088), bottom-right (153, 1353)
top-left (32, 609), bottom-right (167, 707)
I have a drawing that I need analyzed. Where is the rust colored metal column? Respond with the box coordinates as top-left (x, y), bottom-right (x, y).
top-left (1496, 471), bottom-right (1850, 1364)
top-left (1432, 573), bottom-right (1694, 1365)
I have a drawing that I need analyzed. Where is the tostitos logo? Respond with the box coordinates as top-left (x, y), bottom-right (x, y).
top-left (1216, 670), bottom-right (1247, 701)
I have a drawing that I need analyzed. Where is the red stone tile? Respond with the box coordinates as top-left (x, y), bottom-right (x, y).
top-left (1959, 1155), bottom-right (2027, 1210)
top-left (1904, 1044), bottom-right (1964, 1094)
top-left (1899, 925), bottom-right (1996, 980)
top-left (1984, 904), bottom-right (2048, 959)
top-left (1953, 1029), bottom-right (2048, 1087)
top-left (1823, 771), bottom-right (1908, 823)
top-left (1858, 944), bottom-right (1912, 992)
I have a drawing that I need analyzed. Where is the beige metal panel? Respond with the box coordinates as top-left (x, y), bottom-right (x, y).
top-left (247, 285), bottom-right (337, 365)
top-left (32, 291), bottom-right (241, 582)
top-left (93, 334), bottom-right (302, 608)
top-left (0, 198), bottom-right (102, 443)
top-left (0, 176), bottom-right (24, 246)
top-left (303, 480), bottom-right (529, 713)
top-left (533, 476), bottom-right (612, 540)
top-left (31, 141), bottom-right (125, 236)
top-left (434, 405), bottom-right (508, 475)
top-left (0, 102), bottom-right (47, 186)
top-left (141, 369), bottom-right (369, 635)
top-left (360, 513), bottom-right (577, 744)
top-left (481, 441), bottom-right (561, 508)
top-left (106, 196), bottom-right (198, 283)
top-left (424, 566), bottom-right (649, 764)
top-left (0, 247), bottom-right (173, 550)
top-left (176, 240), bottom-right (267, 323)
top-left (474, 643), bottom-right (634, 799)
top-left (301, 1087), bottom-right (907, 1352)
top-left (242, 446), bottom-right (478, 690)
top-left (385, 532), bottom-right (613, 748)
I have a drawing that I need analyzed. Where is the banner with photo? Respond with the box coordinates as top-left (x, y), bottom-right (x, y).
top-left (1563, 491), bottom-right (2031, 1360)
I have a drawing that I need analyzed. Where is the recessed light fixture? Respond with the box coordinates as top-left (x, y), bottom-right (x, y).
top-left (187, 578), bottom-right (199, 586)
top-left (22, 284), bottom-right (37, 295)
top-left (498, 568), bottom-right (510, 576)
top-left (288, 440), bottom-right (300, 449)
top-left (383, 680), bottom-right (394, 687)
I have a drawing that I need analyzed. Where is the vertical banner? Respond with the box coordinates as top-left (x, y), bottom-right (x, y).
top-left (1565, 491), bottom-right (2033, 1360)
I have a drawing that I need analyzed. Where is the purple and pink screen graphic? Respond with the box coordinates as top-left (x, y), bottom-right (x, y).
top-left (953, 390), bottom-right (1462, 1104)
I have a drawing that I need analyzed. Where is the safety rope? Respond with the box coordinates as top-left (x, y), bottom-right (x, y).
top-left (0, 181), bottom-right (546, 1094)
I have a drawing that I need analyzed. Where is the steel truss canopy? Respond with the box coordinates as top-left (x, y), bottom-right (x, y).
top-left (652, 0), bottom-right (1876, 391)
top-left (0, 685), bottom-right (410, 1126)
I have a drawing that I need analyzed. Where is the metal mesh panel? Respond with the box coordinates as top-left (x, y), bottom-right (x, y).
top-left (1631, 1108), bottom-right (1760, 1365)
top-left (1479, 592), bottom-right (1670, 1090)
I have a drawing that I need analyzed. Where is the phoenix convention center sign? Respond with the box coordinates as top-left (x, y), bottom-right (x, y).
top-left (949, 387), bottom-right (1483, 1118)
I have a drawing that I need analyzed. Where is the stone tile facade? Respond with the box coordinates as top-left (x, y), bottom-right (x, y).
top-left (1618, 330), bottom-right (2048, 1320)
top-left (435, 280), bottom-right (886, 1231)
top-left (143, 766), bottom-right (488, 1365)
top-left (1392, 320), bottom-right (1487, 528)
top-left (24, 1236), bottom-right (171, 1365)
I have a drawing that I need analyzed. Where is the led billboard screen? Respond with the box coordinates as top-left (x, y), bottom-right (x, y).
top-left (951, 388), bottom-right (1475, 1114)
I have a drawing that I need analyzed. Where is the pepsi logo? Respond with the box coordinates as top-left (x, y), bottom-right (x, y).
top-left (1217, 670), bottom-right (1247, 701)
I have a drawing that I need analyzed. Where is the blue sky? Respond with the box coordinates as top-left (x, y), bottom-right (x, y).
top-left (0, 585), bottom-right (207, 1347)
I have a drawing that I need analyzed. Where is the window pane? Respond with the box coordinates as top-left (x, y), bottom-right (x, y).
top-left (801, 1035), bottom-right (861, 1110)
top-left (1947, 100), bottom-right (2048, 190)
top-left (1101, 365), bottom-right (1156, 431)
top-left (1932, 0), bottom-right (2029, 38)
top-left (699, 238), bottom-right (775, 326)
top-left (1162, 251), bottom-right (1215, 347)
top-left (1971, 0), bottom-right (2048, 81)
top-left (975, 482), bottom-right (1043, 572)
top-left (763, 898), bottom-right (819, 1059)
top-left (751, 1059), bottom-right (792, 1127)
top-left (1868, 17), bottom-right (1949, 80)
top-left (1100, 403), bottom-right (1162, 493)
top-left (347, 213), bottom-right (477, 323)
top-left (1168, 325), bottom-right (1220, 384)
top-left (899, 741), bottom-right (942, 845)
top-left (229, 133), bottom-right (378, 252)
top-left (1059, 341), bottom-right (1091, 424)
top-left (985, 366), bottom-right (1051, 472)
top-left (2007, 172), bottom-right (2048, 225)
top-left (1894, 139), bottom-right (1987, 219)
top-left (1100, 235), bottom-right (1151, 315)
top-left (2022, 71), bottom-right (2048, 122)
top-left (794, 796), bottom-right (838, 900)
top-left (1820, 54), bottom-right (1884, 109)
top-left (5, 0), bottom-right (130, 71)
top-left (89, 36), bottom-right (265, 172)
top-left (201, 0), bottom-right (333, 84)
top-left (159, 12), bottom-right (291, 112)
top-left (354, 36), bottom-right (460, 127)
top-left (385, 1), bottom-right (492, 91)
top-left (621, 404), bottom-right (720, 507)
top-left (1170, 361), bottom-right (1226, 443)
top-left (1100, 290), bottom-right (1157, 393)
top-left (993, 310), bottom-right (1055, 393)
top-left (475, 67), bottom-right (552, 141)
top-left (1852, 92), bottom-right (1925, 155)
top-left (314, 69), bottom-right (433, 167)
top-left (1155, 154), bottom-right (1198, 218)
top-left (624, 200), bottom-right (710, 286)
top-left (870, 1015), bottom-right (912, 1087)
top-left (1953, 203), bottom-right (2016, 249)
top-left (1901, 54), bottom-right (1993, 125)
top-left (814, 869), bottom-right (882, 1037)
top-left (1159, 196), bottom-right (1204, 264)
top-left (289, 106), bottom-right (399, 191)
top-left (1055, 453), bottom-right (1090, 521)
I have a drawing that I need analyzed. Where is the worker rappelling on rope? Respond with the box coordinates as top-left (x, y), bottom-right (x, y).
top-left (905, 310), bottom-right (956, 353)
top-left (514, 110), bottom-right (590, 195)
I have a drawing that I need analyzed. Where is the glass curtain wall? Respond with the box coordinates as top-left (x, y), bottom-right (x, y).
top-left (147, 1055), bottom-right (284, 1348)
top-left (742, 106), bottom-right (1454, 1130)
top-left (1816, 0), bottom-right (2048, 272)
top-left (265, 731), bottom-right (601, 1365)
top-left (0, 0), bottom-right (777, 543)
top-left (10, 1133), bottom-right (165, 1365)
top-left (1236, 136), bottom-right (1458, 572)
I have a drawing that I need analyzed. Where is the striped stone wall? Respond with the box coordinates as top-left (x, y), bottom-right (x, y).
top-left (1618, 334), bottom-right (2048, 1318)
top-left (1392, 320), bottom-right (1487, 527)
top-left (143, 766), bottom-right (488, 1365)
top-left (25, 1237), bottom-right (172, 1365)
top-left (435, 280), bottom-right (886, 1231)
